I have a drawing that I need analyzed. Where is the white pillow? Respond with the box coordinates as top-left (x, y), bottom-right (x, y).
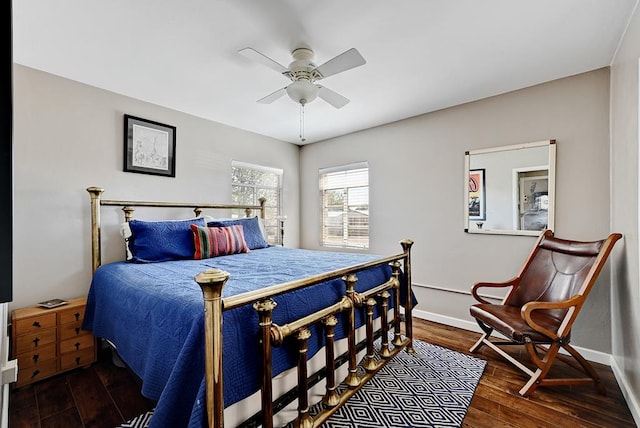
top-left (120, 222), bottom-right (133, 260)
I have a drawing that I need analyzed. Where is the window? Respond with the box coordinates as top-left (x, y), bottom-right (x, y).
top-left (231, 161), bottom-right (283, 245)
top-left (319, 162), bottom-right (369, 249)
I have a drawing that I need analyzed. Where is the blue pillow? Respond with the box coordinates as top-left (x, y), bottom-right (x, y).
top-left (207, 216), bottom-right (268, 250)
top-left (128, 217), bottom-right (206, 262)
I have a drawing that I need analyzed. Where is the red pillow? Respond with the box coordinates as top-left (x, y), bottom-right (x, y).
top-left (191, 224), bottom-right (250, 259)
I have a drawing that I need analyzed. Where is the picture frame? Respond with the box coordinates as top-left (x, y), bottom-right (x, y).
top-left (124, 114), bottom-right (176, 177)
top-left (468, 168), bottom-right (486, 221)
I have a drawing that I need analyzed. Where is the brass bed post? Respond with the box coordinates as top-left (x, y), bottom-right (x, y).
top-left (87, 186), bottom-right (104, 274)
top-left (344, 274), bottom-right (361, 387)
top-left (321, 315), bottom-right (340, 407)
top-left (258, 197), bottom-right (266, 219)
top-left (390, 261), bottom-right (403, 347)
top-left (378, 290), bottom-right (392, 358)
top-left (400, 239), bottom-right (415, 353)
top-left (122, 206), bottom-right (135, 222)
top-left (294, 328), bottom-right (313, 428)
top-left (255, 299), bottom-right (277, 428)
top-left (363, 298), bottom-right (378, 372)
top-left (195, 269), bottom-right (230, 428)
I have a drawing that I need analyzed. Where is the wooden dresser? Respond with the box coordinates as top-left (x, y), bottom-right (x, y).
top-left (11, 296), bottom-right (96, 387)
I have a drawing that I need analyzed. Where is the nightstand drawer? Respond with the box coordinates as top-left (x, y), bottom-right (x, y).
top-left (59, 307), bottom-right (86, 325)
top-left (60, 347), bottom-right (95, 371)
top-left (60, 321), bottom-right (89, 340)
top-left (16, 343), bottom-right (56, 370)
top-left (59, 334), bottom-right (94, 354)
top-left (15, 313), bottom-right (56, 334)
top-left (15, 328), bottom-right (57, 351)
top-left (16, 358), bottom-right (57, 387)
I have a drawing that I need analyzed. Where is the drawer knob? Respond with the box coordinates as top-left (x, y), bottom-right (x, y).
top-left (75, 357), bottom-right (81, 366)
top-left (74, 312), bottom-right (80, 321)
top-left (75, 327), bottom-right (80, 335)
top-left (32, 337), bottom-right (40, 347)
top-left (31, 369), bottom-right (40, 379)
top-left (32, 321), bottom-right (41, 328)
top-left (32, 353), bottom-right (39, 362)
top-left (74, 342), bottom-right (80, 351)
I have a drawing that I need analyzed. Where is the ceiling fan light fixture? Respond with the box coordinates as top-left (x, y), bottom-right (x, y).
top-left (286, 80), bottom-right (319, 105)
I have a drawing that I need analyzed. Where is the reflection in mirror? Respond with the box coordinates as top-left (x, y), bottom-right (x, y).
top-left (464, 140), bottom-right (556, 236)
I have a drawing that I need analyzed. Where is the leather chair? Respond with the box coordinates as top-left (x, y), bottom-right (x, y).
top-left (469, 230), bottom-right (622, 397)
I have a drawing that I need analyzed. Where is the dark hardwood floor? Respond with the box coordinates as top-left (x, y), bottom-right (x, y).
top-left (10, 318), bottom-right (637, 427)
top-left (413, 319), bottom-right (636, 428)
top-left (9, 346), bottom-right (155, 428)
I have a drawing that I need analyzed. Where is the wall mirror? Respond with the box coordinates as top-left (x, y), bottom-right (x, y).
top-left (464, 140), bottom-right (556, 236)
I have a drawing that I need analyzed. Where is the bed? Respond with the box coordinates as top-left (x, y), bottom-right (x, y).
top-left (83, 187), bottom-right (415, 428)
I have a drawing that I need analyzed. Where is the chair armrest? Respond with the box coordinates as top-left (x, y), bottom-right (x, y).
top-left (471, 277), bottom-right (519, 304)
top-left (521, 295), bottom-right (584, 340)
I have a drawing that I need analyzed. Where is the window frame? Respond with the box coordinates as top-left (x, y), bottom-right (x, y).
top-left (319, 162), bottom-right (369, 249)
top-left (231, 161), bottom-right (283, 245)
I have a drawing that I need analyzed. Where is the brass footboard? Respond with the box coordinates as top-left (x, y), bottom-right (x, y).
top-left (196, 241), bottom-right (414, 428)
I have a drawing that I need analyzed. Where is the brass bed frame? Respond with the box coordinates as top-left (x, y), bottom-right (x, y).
top-left (87, 186), bottom-right (415, 428)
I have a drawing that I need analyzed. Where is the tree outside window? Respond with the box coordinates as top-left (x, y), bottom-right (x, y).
top-left (231, 161), bottom-right (283, 245)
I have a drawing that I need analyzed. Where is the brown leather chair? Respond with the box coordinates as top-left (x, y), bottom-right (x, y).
top-left (469, 230), bottom-right (622, 396)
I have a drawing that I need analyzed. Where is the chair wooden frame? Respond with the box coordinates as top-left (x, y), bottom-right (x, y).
top-left (469, 229), bottom-right (622, 397)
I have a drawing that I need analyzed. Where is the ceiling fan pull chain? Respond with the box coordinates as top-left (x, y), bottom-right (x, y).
top-left (299, 103), bottom-right (306, 142)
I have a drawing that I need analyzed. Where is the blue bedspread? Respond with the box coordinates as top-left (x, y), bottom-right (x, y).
top-left (83, 246), bottom-right (396, 428)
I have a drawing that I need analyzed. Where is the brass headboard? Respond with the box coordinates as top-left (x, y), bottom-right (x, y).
top-left (87, 186), bottom-right (266, 274)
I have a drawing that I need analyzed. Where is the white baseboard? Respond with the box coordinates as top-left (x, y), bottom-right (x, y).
top-left (412, 309), bottom-right (611, 365)
top-left (610, 357), bottom-right (640, 426)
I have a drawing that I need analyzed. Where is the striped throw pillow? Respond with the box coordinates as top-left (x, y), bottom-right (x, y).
top-left (191, 224), bottom-right (250, 259)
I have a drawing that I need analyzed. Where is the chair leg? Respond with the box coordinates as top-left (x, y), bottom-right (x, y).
top-left (519, 340), bottom-right (606, 397)
top-left (519, 340), bottom-right (561, 397)
top-left (563, 343), bottom-right (606, 395)
top-left (469, 321), bottom-right (493, 353)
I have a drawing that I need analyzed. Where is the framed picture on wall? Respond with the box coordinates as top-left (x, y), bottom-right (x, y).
top-left (124, 114), bottom-right (176, 177)
top-left (469, 168), bottom-right (486, 221)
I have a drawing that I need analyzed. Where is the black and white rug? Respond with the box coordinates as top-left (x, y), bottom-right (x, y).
top-left (118, 409), bottom-right (154, 428)
top-left (117, 340), bottom-right (486, 428)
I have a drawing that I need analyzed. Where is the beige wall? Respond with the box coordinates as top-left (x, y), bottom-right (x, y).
top-left (300, 68), bottom-right (613, 352)
top-left (611, 3), bottom-right (640, 421)
top-left (12, 64), bottom-right (301, 310)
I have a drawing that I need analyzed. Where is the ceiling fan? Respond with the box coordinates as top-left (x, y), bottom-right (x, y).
top-left (238, 46), bottom-right (366, 109)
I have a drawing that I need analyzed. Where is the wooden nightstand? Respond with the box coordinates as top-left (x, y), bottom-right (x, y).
top-left (11, 296), bottom-right (96, 387)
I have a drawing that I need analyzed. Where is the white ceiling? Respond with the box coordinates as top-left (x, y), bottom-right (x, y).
top-left (12, 1), bottom-right (637, 145)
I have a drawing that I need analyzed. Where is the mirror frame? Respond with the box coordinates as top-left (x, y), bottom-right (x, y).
top-left (464, 139), bottom-right (556, 236)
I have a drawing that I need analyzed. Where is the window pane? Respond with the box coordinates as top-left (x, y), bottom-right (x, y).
top-left (231, 163), bottom-right (283, 245)
top-left (257, 188), bottom-right (279, 207)
top-left (232, 185), bottom-right (255, 205)
top-left (347, 186), bottom-right (368, 207)
top-left (257, 171), bottom-right (279, 188)
top-left (319, 164), bottom-right (369, 249)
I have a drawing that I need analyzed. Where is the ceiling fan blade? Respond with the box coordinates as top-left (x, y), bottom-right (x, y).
top-left (257, 87), bottom-right (287, 104)
top-left (314, 48), bottom-right (366, 79)
top-left (317, 85), bottom-right (350, 109)
top-left (238, 47), bottom-right (289, 74)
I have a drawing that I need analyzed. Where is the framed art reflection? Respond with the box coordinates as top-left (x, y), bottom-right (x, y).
top-left (469, 168), bottom-right (485, 221)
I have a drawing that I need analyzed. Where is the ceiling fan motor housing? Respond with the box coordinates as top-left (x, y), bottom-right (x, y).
top-left (286, 48), bottom-right (320, 104)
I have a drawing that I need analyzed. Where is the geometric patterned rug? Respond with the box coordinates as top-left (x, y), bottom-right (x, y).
top-left (117, 409), bottom-right (154, 428)
top-left (116, 340), bottom-right (486, 428)
top-left (310, 340), bottom-right (487, 428)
